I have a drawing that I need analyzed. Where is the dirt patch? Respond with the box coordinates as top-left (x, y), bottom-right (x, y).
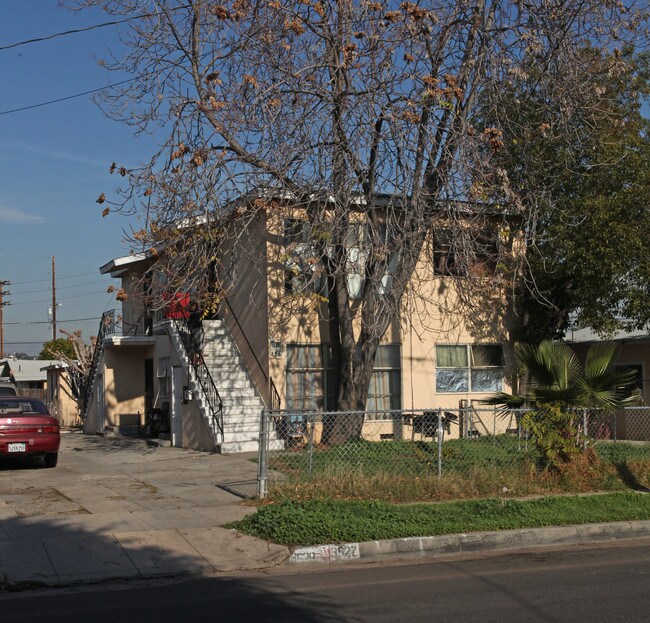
top-left (0, 486), bottom-right (89, 517)
top-left (92, 475), bottom-right (162, 500)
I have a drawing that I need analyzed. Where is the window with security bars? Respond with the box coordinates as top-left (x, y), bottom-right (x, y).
top-left (285, 344), bottom-right (401, 413)
top-left (435, 344), bottom-right (504, 393)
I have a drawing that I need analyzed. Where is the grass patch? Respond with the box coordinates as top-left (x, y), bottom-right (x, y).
top-left (266, 437), bottom-right (649, 503)
top-left (271, 437), bottom-right (540, 477)
top-left (229, 492), bottom-right (650, 546)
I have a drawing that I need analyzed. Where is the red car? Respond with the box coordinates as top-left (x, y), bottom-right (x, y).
top-left (0, 397), bottom-right (60, 468)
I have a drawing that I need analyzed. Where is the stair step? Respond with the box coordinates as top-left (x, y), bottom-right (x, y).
top-left (188, 380), bottom-right (255, 397)
top-left (202, 354), bottom-right (243, 366)
top-left (168, 317), bottom-right (281, 454)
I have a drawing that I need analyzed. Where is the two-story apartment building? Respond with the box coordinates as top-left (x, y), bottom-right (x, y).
top-left (82, 195), bottom-right (519, 453)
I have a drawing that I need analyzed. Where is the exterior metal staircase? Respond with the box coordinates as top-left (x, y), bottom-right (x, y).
top-left (81, 310), bottom-right (118, 421)
top-left (168, 314), bottom-right (224, 446)
top-left (168, 317), bottom-right (282, 453)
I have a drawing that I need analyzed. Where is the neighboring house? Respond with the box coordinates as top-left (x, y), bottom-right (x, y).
top-left (0, 358), bottom-right (58, 401)
top-left (567, 327), bottom-right (649, 442)
top-left (567, 327), bottom-right (649, 404)
top-left (41, 362), bottom-right (81, 427)
top-left (82, 196), bottom-right (519, 453)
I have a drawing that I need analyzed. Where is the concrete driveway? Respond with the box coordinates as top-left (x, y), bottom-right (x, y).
top-left (0, 431), bottom-right (288, 588)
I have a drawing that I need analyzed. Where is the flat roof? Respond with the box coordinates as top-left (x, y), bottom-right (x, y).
top-left (100, 252), bottom-right (150, 277)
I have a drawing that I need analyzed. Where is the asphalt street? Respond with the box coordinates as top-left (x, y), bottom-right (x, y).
top-left (1, 540), bottom-right (648, 622)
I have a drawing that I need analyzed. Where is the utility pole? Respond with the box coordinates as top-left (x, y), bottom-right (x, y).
top-left (0, 280), bottom-right (10, 358)
top-left (51, 256), bottom-right (57, 340)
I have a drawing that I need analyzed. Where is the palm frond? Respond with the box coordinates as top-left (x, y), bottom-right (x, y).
top-left (480, 392), bottom-right (527, 408)
top-left (516, 341), bottom-right (581, 393)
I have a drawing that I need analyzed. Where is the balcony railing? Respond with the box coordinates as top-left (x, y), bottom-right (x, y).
top-left (102, 309), bottom-right (153, 338)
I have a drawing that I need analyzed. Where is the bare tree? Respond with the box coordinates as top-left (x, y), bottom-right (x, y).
top-left (73, 0), bottom-right (647, 436)
top-left (43, 329), bottom-right (95, 417)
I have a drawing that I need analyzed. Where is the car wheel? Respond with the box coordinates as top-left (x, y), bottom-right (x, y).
top-left (44, 452), bottom-right (58, 468)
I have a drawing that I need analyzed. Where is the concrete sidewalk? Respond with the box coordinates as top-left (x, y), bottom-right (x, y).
top-left (1, 432), bottom-right (648, 590)
top-left (0, 432), bottom-right (288, 589)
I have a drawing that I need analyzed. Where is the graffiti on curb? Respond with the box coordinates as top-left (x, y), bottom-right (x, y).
top-left (290, 543), bottom-right (360, 564)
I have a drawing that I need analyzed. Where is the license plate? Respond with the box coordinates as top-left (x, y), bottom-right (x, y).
top-left (7, 443), bottom-right (26, 453)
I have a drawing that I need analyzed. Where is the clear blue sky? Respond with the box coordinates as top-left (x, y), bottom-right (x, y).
top-left (1, 2), bottom-right (647, 356)
top-left (0, 0), bottom-right (155, 356)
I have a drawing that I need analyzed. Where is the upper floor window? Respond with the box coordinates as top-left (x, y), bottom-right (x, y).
top-left (433, 227), bottom-right (500, 277)
top-left (283, 219), bottom-right (323, 295)
top-left (345, 222), bottom-right (398, 299)
top-left (283, 219), bottom-right (398, 300)
top-left (435, 344), bottom-right (505, 393)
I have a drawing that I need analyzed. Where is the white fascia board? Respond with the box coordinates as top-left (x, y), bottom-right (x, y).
top-left (100, 252), bottom-right (149, 277)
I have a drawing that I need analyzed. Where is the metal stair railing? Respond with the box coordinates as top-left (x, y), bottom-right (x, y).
top-left (170, 314), bottom-right (224, 442)
top-left (81, 310), bottom-right (118, 419)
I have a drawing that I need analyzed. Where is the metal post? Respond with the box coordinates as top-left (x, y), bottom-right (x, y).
top-left (469, 407), bottom-right (474, 439)
top-left (257, 408), bottom-right (269, 499)
top-left (307, 413), bottom-right (315, 477)
top-left (437, 407), bottom-right (443, 478)
top-left (51, 256), bottom-right (57, 340)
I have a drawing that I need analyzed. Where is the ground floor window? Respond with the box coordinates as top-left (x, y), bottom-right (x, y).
top-left (435, 344), bottom-right (504, 393)
top-left (366, 345), bottom-right (401, 417)
top-left (285, 345), bottom-right (326, 410)
top-left (285, 344), bottom-right (401, 413)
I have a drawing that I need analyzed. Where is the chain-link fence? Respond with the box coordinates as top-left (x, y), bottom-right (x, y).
top-left (257, 406), bottom-right (650, 501)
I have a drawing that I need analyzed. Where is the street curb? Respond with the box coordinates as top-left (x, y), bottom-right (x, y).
top-left (288, 520), bottom-right (650, 565)
top-left (0, 546), bottom-right (291, 593)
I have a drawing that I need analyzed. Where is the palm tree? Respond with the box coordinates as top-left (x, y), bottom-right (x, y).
top-left (489, 341), bottom-right (638, 411)
top-left (486, 341), bottom-right (639, 465)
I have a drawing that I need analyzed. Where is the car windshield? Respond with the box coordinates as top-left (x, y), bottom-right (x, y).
top-left (0, 399), bottom-right (48, 415)
top-left (0, 387), bottom-right (17, 396)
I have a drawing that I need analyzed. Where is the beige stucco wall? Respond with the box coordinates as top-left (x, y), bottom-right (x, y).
top-left (219, 213), bottom-right (272, 405)
top-left (181, 396), bottom-right (216, 451)
top-left (119, 268), bottom-right (153, 334)
top-left (264, 206), bottom-right (516, 413)
top-left (103, 343), bottom-right (156, 427)
top-left (46, 369), bottom-right (80, 427)
top-left (399, 274), bottom-right (514, 411)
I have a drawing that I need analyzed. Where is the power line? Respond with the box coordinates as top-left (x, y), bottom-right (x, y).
top-left (5, 317), bottom-right (101, 326)
top-left (12, 279), bottom-right (112, 296)
top-left (8, 290), bottom-right (113, 307)
top-left (0, 6), bottom-right (188, 52)
top-left (0, 78), bottom-right (136, 116)
top-left (0, 15), bottom-right (147, 51)
top-left (9, 271), bottom-right (115, 286)
top-left (0, 5), bottom-right (192, 117)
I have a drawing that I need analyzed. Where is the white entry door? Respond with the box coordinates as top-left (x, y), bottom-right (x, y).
top-left (171, 366), bottom-right (184, 447)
